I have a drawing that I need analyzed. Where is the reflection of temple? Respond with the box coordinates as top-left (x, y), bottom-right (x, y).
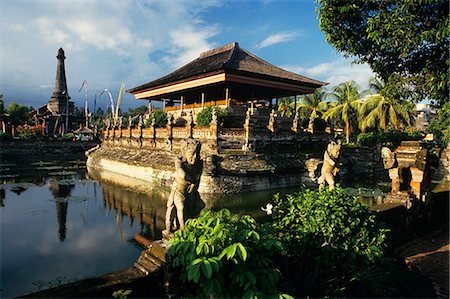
top-left (56, 201), bottom-right (68, 242)
top-left (48, 180), bottom-right (75, 198)
top-left (48, 179), bottom-right (74, 241)
top-left (101, 182), bottom-right (168, 240)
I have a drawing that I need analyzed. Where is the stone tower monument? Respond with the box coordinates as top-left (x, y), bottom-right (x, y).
top-left (47, 48), bottom-right (74, 115)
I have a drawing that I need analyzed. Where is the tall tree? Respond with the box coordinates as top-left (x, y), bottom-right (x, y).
top-left (323, 81), bottom-right (367, 143)
top-left (361, 77), bottom-right (414, 132)
top-left (0, 94), bottom-right (4, 114)
top-left (7, 102), bottom-right (29, 135)
top-left (360, 94), bottom-right (414, 132)
top-left (316, 0), bottom-right (449, 106)
top-left (296, 87), bottom-right (329, 130)
top-left (277, 96), bottom-right (296, 117)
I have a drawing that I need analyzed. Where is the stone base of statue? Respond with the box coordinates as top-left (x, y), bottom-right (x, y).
top-left (162, 229), bottom-right (174, 242)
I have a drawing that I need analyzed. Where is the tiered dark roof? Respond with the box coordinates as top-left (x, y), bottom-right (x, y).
top-left (128, 42), bottom-right (326, 94)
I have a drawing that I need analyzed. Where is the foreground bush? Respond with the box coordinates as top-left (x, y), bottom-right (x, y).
top-left (167, 209), bottom-right (291, 298)
top-left (270, 187), bottom-right (389, 297)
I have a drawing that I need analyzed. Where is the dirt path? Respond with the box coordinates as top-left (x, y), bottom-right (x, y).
top-left (396, 224), bottom-right (449, 298)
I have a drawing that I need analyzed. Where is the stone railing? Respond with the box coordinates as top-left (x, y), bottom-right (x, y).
top-left (102, 116), bottom-right (220, 155)
top-left (101, 107), bottom-right (331, 154)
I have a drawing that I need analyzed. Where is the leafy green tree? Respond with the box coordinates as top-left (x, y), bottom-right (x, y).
top-left (296, 87), bottom-right (329, 130)
top-left (316, 0), bottom-right (449, 106)
top-left (323, 81), bottom-right (367, 143)
top-left (428, 101), bottom-right (450, 147)
top-left (167, 209), bottom-right (289, 298)
top-left (7, 101), bottom-right (29, 125)
top-left (361, 77), bottom-right (415, 132)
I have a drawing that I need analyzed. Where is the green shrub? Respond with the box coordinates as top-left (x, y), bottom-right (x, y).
top-left (270, 187), bottom-right (389, 297)
top-left (357, 130), bottom-right (425, 148)
top-left (62, 133), bottom-right (74, 141)
top-left (357, 131), bottom-right (378, 147)
top-left (195, 106), bottom-right (229, 127)
top-left (167, 209), bottom-right (291, 298)
top-left (145, 109), bottom-right (167, 128)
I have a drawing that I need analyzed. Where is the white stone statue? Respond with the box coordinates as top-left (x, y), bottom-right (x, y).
top-left (164, 139), bottom-right (201, 236)
top-left (317, 140), bottom-right (342, 190)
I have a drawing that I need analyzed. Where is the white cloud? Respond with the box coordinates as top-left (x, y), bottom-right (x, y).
top-left (257, 31), bottom-right (300, 48)
top-left (283, 58), bottom-right (376, 90)
top-left (0, 0), bottom-right (222, 108)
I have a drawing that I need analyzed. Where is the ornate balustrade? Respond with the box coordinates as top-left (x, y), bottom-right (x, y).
top-left (101, 107), bottom-right (331, 154)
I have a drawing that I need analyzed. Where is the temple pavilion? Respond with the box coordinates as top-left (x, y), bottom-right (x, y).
top-left (127, 42), bottom-right (327, 125)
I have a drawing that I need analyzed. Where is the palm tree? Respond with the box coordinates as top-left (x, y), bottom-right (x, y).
top-left (296, 88), bottom-right (329, 130)
top-left (277, 96), bottom-right (296, 117)
top-left (323, 81), bottom-right (368, 143)
top-left (360, 77), bottom-right (414, 132)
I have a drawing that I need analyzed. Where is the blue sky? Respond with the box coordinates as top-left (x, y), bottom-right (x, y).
top-left (0, 0), bottom-right (375, 111)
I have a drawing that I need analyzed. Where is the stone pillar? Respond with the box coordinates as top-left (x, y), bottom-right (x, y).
top-left (389, 168), bottom-right (400, 193)
top-left (186, 110), bottom-right (194, 138)
top-left (291, 111), bottom-right (301, 133)
top-left (137, 115), bottom-right (143, 147)
top-left (267, 109), bottom-right (277, 133)
top-left (243, 108), bottom-right (254, 152)
top-left (166, 115), bottom-right (173, 141)
top-left (410, 167), bottom-right (424, 199)
top-left (209, 108), bottom-right (219, 154)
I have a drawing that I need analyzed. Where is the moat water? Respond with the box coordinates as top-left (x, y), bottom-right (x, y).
top-left (0, 157), bottom-right (389, 298)
top-left (0, 158), bottom-right (283, 298)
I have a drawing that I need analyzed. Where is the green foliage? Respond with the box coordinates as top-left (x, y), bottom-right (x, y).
top-left (323, 81), bottom-right (368, 143)
top-left (357, 130), bottom-right (424, 148)
top-left (359, 91), bottom-right (415, 132)
top-left (195, 106), bottom-right (229, 127)
top-left (167, 209), bottom-right (289, 298)
top-left (270, 187), bottom-right (388, 297)
top-left (357, 131), bottom-right (378, 147)
top-left (428, 101), bottom-right (450, 147)
top-left (145, 109), bottom-right (167, 128)
top-left (7, 101), bottom-right (30, 126)
top-left (316, 0), bottom-right (449, 106)
top-left (112, 289), bottom-right (132, 299)
top-left (62, 133), bottom-right (75, 141)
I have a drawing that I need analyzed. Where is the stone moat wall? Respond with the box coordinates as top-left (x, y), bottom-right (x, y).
top-left (86, 138), bottom-right (391, 194)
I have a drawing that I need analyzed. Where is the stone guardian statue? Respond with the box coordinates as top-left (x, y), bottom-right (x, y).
top-left (163, 139), bottom-right (202, 238)
top-left (317, 140), bottom-right (342, 190)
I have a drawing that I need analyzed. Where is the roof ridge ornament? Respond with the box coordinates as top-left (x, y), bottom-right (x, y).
top-left (199, 42), bottom-right (239, 59)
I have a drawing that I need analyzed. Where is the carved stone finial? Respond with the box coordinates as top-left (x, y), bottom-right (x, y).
top-left (187, 110), bottom-right (194, 125)
top-left (211, 108), bottom-right (218, 124)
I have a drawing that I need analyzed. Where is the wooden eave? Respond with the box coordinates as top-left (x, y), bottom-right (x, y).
top-left (132, 69), bottom-right (321, 101)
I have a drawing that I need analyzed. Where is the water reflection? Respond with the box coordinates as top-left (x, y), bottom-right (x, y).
top-left (101, 182), bottom-right (167, 240)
